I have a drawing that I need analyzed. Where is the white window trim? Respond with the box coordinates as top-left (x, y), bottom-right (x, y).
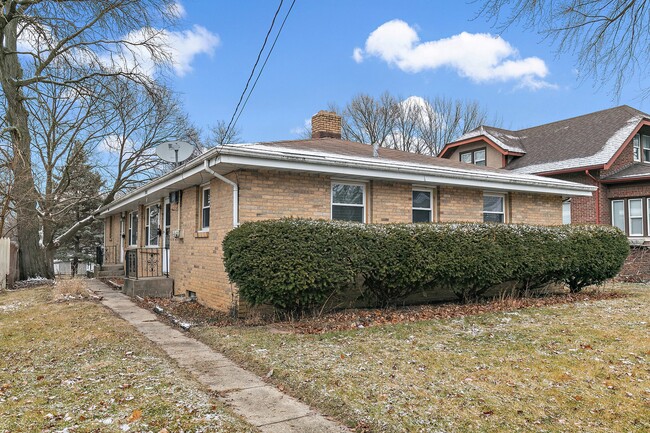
top-left (611, 200), bottom-right (626, 233)
top-left (412, 188), bottom-right (433, 222)
top-left (199, 185), bottom-right (211, 231)
top-left (474, 149), bottom-right (486, 166)
top-left (483, 193), bottom-right (506, 223)
top-left (562, 198), bottom-right (571, 225)
top-left (642, 135), bottom-right (650, 164)
top-left (633, 134), bottom-right (641, 162)
top-left (145, 204), bottom-right (159, 247)
top-left (331, 181), bottom-right (366, 223)
top-left (628, 198), bottom-right (644, 237)
top-left (128, 211), bottom-right (138, 247)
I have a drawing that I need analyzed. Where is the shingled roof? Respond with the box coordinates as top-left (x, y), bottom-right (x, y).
top-left (450, 105), bottom-right (650, 174)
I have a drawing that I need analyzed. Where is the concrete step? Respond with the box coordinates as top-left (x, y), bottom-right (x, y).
top-left (96, 269), bottom-right (125, 278)
top-left (100, 263), bottom-right (124, 271)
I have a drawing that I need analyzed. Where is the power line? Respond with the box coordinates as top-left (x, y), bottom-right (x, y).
top-left (223, 0), bottom-right (285, 142)
top-left (233, 0), bottom-right (297, 129)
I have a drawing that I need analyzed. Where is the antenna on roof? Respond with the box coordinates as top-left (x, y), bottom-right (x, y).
top-left (156, 141), bottom-right (193, 165)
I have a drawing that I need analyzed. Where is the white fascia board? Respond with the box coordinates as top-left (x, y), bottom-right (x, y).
top-left (215, 154), bottom-right (594, 197)
top-left (98, 162), bottom-right (209, 217)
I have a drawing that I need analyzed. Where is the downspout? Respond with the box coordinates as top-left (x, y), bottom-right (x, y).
top-left (203, 160), bottom-right (239, 227)
top-left (585, 169), bottom-right (601, 224)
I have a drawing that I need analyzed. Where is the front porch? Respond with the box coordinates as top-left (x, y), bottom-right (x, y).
top-left (96, 246), bottom-right (173, 298)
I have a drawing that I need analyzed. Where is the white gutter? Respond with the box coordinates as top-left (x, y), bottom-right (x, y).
top-left (203, 160), bottom-right (239, 227)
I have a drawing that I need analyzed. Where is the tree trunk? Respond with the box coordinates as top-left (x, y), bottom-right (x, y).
top-left (0, 19), bottom-right (50, 279)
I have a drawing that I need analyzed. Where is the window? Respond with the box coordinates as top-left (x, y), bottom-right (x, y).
top-left (474, 149), bottom-right (486, 166)
top-left (412, 189), bottom-right (433, 223)
top-left (629, 198), bottom-right (643, 236)
top-left (128, 211), bottom-right (138, 246)
top-left (562, 199), bottom-right (571, 225)
top-left (612, 200), bottom-right (625, 232)
top-left (459, 148), bottom-right (487, 166)
top-left (145, 204), bottom-right (159, 246)
top-left (331, 182), bottom-right (365, 222)
top-left (643, 135), bottom-right (650, 163)
top-left (633, 134), bottom-right (641, 162)
top-left (483, 194), bottom-right (505, 223)
top-left (200, 186), bottom-right (210, 230)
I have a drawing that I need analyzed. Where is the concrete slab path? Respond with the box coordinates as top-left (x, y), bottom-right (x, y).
top-left (88, 279), bottom-right (349, 433)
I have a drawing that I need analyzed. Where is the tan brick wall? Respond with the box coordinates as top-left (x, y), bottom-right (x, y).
top-left (509, 192), bottom-right (563, 225)
top-left (169, 176), bottom-right (236, 312)
top-left (369, 181), bottom-right (412, 223)
top-left (438, 186), bottom-right (483, 222)
top-left (104, 168), bottom-right (567, 313)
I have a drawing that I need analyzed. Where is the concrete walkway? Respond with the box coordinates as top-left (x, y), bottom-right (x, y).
top-left (88, 279), bottom-right (349, 433)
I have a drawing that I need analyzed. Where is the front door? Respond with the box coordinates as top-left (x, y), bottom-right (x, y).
top-left (162, 198), bottom-right (171, 275)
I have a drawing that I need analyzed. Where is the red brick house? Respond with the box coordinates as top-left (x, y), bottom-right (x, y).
top-left (98, 111), bottom-right (593, 311)
top-left (440, 105), bottom-right (650, 242)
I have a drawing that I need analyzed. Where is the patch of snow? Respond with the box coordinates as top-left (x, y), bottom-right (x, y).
top-left (511, 116), bottom-right (643, 174)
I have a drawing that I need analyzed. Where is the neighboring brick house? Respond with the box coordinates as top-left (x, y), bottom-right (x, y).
top-left (99, 111), bottom-right (593, 312)
top-left (440, 105), bottom-right (650, 240)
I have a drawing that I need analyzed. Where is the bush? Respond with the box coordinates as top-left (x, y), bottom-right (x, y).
top-left (559, 225), bottom-right (630, 292)
top-left (222, 219), bottom-right (629, 311)
top-left (222, 219), bottom-right (358, 312)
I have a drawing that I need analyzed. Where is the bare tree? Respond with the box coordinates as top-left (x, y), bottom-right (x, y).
top-left (336, 93), bottom-right (498, 156)
top-left (207, 120), bottom-right (242, 146)
top-left (0, 0), bottom-right (179, 278)
top-left (334, 93), bottom-right (399, 148)
top-left (475, 0), bottom-right (650, 96)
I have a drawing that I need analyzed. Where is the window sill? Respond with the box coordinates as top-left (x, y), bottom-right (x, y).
top-left (194, 231), bottom-right (209, 238)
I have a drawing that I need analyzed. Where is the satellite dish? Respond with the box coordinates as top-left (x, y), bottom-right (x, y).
top-left (156, 141), bottom-right (193, 164)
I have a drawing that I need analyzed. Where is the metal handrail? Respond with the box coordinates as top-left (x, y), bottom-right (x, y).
top-left (124, 247), bottom-right (169, 279)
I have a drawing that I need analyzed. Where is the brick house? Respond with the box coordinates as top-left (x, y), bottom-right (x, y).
top-left (99, 111), bottom-right (593, 312)
top-left (440, 105), bottom-right (650, 240)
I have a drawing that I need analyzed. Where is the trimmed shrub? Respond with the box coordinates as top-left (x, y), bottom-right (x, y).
top-left (559, 225), bottom-right (630, 292)
top-left (222, 219), bottom-right (629, 311)
top-left (222, 219), bottom-right (358, 312)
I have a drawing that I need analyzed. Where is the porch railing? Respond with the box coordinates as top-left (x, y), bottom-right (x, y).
top-left (125, 247), bottom-right (169, 279)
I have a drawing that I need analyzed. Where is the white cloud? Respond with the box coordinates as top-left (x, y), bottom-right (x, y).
top-left (102, 25), bottom-right (220, 78)
top-left (352, 47), bottom-right (363, 63)
top-left (355, 19), bottom-right (554, 89)
top-left (99, 134), bottom-right (136, 154)
top-left (290, 118), bottom-right (311, 136)
top-left (166, 1), bottom-right (187, 19)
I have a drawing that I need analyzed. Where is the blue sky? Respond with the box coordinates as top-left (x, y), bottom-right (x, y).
top-left (166, 0), bottom-right (650, 142)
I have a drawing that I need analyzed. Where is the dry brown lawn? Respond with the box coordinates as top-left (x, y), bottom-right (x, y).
top-left (0, 284), bottom-right (257, 433)
top-left (193, 282), bottom-right (650, 433)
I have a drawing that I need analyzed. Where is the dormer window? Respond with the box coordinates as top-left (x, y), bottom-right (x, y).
top-left (460, 148), bottom-right (486, 166)
top-left (643, 135), bottom-right (650, 162)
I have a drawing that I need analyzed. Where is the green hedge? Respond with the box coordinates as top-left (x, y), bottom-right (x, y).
top-left (222, 219), bottom-right (629, 312)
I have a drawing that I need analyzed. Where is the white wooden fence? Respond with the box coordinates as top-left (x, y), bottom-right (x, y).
top-left (0, 238), bottom-right (10, 290)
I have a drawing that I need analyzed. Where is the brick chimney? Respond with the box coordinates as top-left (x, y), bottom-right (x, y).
top-left (311, 110), bottom-right (341, 139)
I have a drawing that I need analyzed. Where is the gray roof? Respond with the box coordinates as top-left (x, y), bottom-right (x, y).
top-left (459, 106), bottom-right (650, 174)
top-left (601, 163), bottom-right (650, 182)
